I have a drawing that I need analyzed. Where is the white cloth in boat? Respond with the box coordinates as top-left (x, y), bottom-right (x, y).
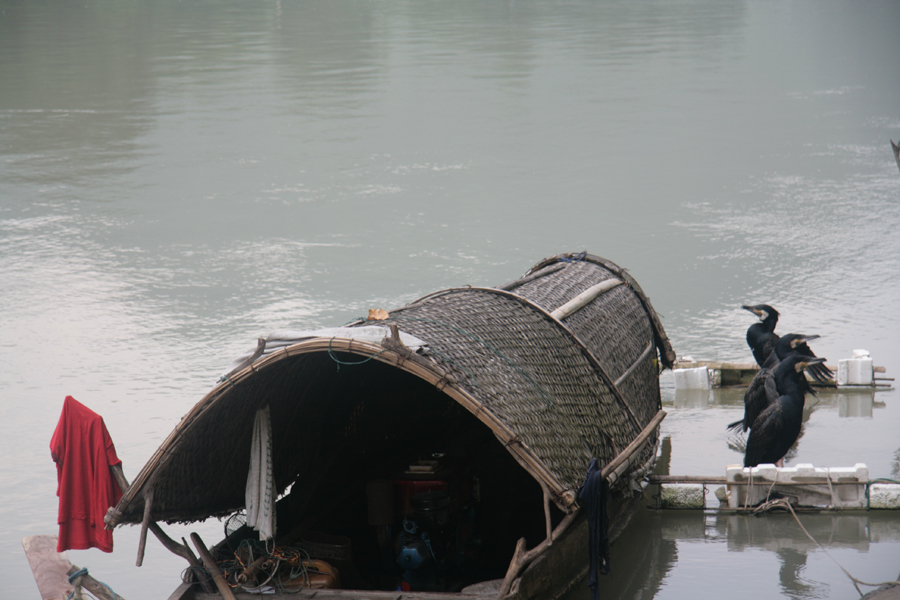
top-left (246, 405), bottom-right (276, 541)
top-left (221, 326), bottom-right (429, 380)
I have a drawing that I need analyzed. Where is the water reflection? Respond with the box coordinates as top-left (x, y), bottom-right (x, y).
top-left (673, 388), bottom-right (711, 409)
top-left (581, 508), bottom-right (900, 600)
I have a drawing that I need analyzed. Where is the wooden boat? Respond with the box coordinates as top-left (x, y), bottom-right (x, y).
top-left (104, 252), bottom-right (675, 600)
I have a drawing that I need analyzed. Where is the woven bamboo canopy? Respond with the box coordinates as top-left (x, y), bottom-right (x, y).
top-left (109, 252), bottom-right (674, 528)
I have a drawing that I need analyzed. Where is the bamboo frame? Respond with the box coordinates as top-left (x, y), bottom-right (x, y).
top-left (110, 255), bottom-right (672, 526)
top-left (496, 408), bottom-right (666, 598)
top-left (614, 341), bottom-right (654, 389)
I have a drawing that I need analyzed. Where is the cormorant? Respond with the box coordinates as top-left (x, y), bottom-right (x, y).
top-left (742, 304), bottom-right (780, 366)
top-left (743, 355), bottom-right (827, 468)
top-left (741, 305), bottom-right (833, 383)
top-left (892, 140), bottom-right (900, 174)
top-left (726, 334), bottom-right (820, 433)
top-left (777, 333), bottom-right (833, 384)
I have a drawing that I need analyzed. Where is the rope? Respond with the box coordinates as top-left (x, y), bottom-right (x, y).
top-left (558, 251), bottom-right (588, 263)
top-left (327, 336), bottom-right (387, 372)
top-left (752, 497), bottom-right (900, 593)
top-left (189, 538), bottom-right (319, 595)
top-left (65, 567), bottom-right (119, 600)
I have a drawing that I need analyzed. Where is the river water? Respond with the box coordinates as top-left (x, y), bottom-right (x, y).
top-left (2, 1), bottom-right (899, 598)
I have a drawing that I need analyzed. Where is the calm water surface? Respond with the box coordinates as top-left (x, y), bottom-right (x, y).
top-left (2, 1), bottom-right (899, 598)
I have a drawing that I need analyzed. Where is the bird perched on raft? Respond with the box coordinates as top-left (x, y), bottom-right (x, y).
top-left (741, 304), bottom-right (833, 384)
top-left (742, 304), bottom-right (779, 366)
top-left (744, 355), bottom-right (828, 468)
top-left (727, 334), bottom-right (820, 434)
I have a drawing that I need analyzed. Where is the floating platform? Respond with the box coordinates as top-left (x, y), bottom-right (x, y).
top-left (673, 354), bottom-right (892, 390)
top-left (648, 464), bottom-right (900, 511)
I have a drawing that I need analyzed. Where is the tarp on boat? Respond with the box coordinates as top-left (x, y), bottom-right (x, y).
top-left (108, 252), bottom-right (674, 527)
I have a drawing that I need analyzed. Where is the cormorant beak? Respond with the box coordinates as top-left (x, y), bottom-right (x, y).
top-left (741, 305), bottom-right (765, 320)
top-left (795, 357), bottom-right (827, 372)
top-left (790, 334), bottom-right (820, 349)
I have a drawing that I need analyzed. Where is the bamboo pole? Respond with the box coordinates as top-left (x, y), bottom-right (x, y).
top-left (613, 341), bottom-right (654, 389)
top-left (602, 409), bottom-right (666, 483)
top-left (496, 409), bottom-right (666, 599)
top-left (109, 464), bottom-right (214, 593)
top-left (550, 279), bottom-right (624, 320)
top-left (136, 488), bottom-right (153, 567)
top-left (190, 533), bottom-right (237, 600)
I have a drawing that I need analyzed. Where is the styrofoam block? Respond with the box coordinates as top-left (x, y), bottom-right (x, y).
top-left (869, 484), bottom-right (900, 509)
top-left (673, 366), bottom-right (709, 390)
top-left (725, 464), bottom-right (869, 509)
top-left (838, 357), bottom-right (873, 385)
top-left (660, 484), bottom-right (705, 508)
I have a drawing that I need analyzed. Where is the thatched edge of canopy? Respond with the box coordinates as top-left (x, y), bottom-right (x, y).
top-left (109, 335), bottom-right (575, 528)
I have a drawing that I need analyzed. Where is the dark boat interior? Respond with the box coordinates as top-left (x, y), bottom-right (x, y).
top-left (215, 355), bottom-right (565, 593)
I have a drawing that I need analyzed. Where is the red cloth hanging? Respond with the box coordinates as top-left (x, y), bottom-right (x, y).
top-left (50, 396), bottom-right (123, 553)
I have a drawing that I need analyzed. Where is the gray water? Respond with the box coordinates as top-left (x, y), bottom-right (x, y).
top-left (2, 1), bottom-right (899, 598)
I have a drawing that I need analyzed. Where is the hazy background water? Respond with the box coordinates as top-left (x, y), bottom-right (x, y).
top-left (2, 1), bottom-right (899, 598)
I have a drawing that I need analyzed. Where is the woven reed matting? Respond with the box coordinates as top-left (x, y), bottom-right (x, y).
top-left (112, 253), bottom-right (670, 525)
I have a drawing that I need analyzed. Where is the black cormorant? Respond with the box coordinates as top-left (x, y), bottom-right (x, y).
top-left (726, 334), bottom-right (820, 433)
top-left (743, 355), bottom-right (827, 468)
top-left (892, 140), bottom-right (900, 174)
top-left (741, 305), bottom-right (833, 383)
top-left (742, 304), bottom-right (780, 366)
top-left (777, 333), bottom-right (833, 384)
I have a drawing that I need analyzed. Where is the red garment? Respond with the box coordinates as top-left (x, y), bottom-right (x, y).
top-left (50, 396), bottom-right (123, 553)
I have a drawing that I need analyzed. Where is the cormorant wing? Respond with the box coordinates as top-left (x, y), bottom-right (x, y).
top-left (790, 341), bottom-right (834, 384)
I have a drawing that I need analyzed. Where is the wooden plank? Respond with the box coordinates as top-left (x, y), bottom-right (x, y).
top-left (674, 359), bottom-right (758, 371)
top-left (22, 534), bottom-right (74, 600)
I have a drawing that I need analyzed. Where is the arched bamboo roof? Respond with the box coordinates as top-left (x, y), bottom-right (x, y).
top-left (109, 252), bottom-right (673, 527)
